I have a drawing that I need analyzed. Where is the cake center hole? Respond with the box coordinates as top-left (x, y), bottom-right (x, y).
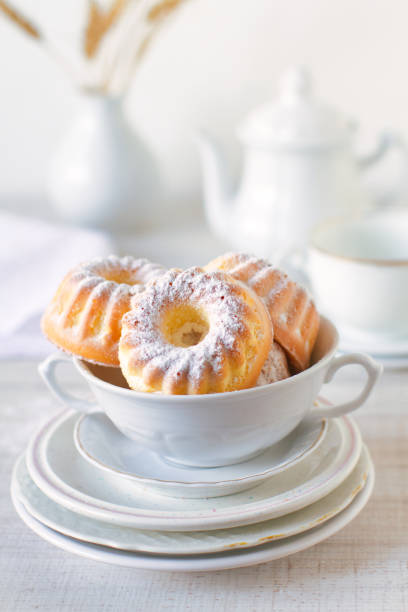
top-left (162, 305), bottom-right (209, 348)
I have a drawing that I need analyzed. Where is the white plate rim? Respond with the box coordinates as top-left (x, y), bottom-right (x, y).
top-left (26, 409), bottom-right (362, 531)
top-left (11, 461), bottom-right (375, 572)
top-left (13, 447), bottom-right (371, 555)
top-left (73, 411), bottom-right (327, 490)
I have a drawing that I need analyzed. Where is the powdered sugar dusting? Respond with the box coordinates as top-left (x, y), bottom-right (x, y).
top-left (256, 342), bottom-right (290, 386)
top-left (43, 255), bottom-right (168, 366)
top-left (218, 252), bottom-right (291, 301)
top-left (121, 267), bottom-right (265, 391)
top-left (207, 252), bottom-right (320, 371)
top-left (74, 255), bottom-right (166, 294)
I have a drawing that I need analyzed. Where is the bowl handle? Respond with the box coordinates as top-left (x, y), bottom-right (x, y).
top-left (38, 352), bottom-right (98, 413)
top-left (309, 353), bottom-right (382, 419)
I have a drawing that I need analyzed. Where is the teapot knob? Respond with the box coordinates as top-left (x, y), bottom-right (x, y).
top-left (279, 66), bottom-right (313, 103)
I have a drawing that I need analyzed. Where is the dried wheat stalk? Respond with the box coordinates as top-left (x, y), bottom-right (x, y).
top-left (147, 0), bottom-right (184, 22)
top-left (0, 0), bottom-right (82, 83)
top-left (84, 0), bottom-right (129, 58)
top-left (117, 0), bottom-right (188, 93)
top-left (0, 1), bottom-right (40, 39)
top-left (0, 0), bottom-right (189, 94)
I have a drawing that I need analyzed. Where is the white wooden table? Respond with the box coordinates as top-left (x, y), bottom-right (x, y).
top-left (2, 225), bottom-right (408, 610)
top-left (1, 358), bottom-right (407, 612)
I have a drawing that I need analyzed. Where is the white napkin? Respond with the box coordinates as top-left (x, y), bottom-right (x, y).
top-left (0, 211), bottom-right (113, 358)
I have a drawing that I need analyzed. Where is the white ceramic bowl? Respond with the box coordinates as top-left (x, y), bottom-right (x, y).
top-left (309, 210), bottom-right (408, 339)
top-left (39, 316), bottom-right (381, 468)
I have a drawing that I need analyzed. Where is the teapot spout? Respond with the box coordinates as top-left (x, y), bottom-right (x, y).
top-left (196, 131), bottom-right (236, 241)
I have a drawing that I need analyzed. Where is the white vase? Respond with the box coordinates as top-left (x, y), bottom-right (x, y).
top-left (47, 92), bottom-right (159, 229)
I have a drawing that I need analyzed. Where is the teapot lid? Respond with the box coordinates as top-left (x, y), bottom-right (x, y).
top-left (238, 67), bottom-right (353, 149)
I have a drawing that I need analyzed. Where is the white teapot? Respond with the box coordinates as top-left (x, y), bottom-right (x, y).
top-left (197, 67), bottom-right (402, 258)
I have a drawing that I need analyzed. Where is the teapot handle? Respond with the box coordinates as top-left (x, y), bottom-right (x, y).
top-left (357, 130), bottom-right (400, 169)
top-left (357, 130), bottom-right (408, 206)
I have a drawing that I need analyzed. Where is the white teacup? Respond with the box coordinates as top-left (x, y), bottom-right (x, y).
top-left (309, 210), bottom-right (408, 339)
top-left (39, 316), bottom-right (381, 468)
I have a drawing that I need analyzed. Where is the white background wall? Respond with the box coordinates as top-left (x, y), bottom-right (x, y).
top-left (1, 0), bottom-right (408, 224)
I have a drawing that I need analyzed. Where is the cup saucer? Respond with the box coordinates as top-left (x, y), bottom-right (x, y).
top-left (73, 412), bottom-right (328, 498)
top-left (26, 408), bottom-right (361, 531)
top-left (12, 446), bottom-right (371, 556)
top-left (338, 326), bottom-right (408, 358)
top-left (11, 451), bottom-right (375, 570)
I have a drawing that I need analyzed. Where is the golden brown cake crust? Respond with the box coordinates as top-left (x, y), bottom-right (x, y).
top-left (41, 255), bottom-right (166, 366)
top-left (119, 267), bottom-right (273, 394)
top-left (206, 253), bottom-right (320, 372)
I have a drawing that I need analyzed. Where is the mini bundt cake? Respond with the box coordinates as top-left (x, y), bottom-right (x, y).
top-left (256, 341), bottom-right (290, 386)
top-left (119, 267), bottom-right (273, 394)
top-left (41, 255), bottom-right (166, 366)
top-left (206, 252), bottom-right (320, 371)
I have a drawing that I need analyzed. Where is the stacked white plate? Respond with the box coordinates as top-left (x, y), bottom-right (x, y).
top-left (11, 401), bottom-right (374, 572)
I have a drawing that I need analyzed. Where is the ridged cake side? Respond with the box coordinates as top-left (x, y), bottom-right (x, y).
top-left (41, 255), bottom-right (166, 366)
top-left (206, 252), bottom-right (320, 371)
top-left (119, 267), bottom-right (273, 394)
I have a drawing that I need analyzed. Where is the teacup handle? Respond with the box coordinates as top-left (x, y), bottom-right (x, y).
top-left (38, 352), bottom-right (98, 413)
top-left (309, 353), bottom-right (382, 419)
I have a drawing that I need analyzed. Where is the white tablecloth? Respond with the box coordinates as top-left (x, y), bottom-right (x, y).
top-left (0, 212), bottom-right (113, 358)
top-left (0, 215), bottom-right (226, 360)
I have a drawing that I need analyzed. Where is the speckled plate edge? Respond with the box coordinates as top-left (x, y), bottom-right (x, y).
top-left (13, 447), bottom-right (370, 555)
top-left (73, 411), bottom-right (327, 497)
top-left (11, 459), bottom-right (375, 572)
top-left (25, 409), bottom-right (362, 531)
